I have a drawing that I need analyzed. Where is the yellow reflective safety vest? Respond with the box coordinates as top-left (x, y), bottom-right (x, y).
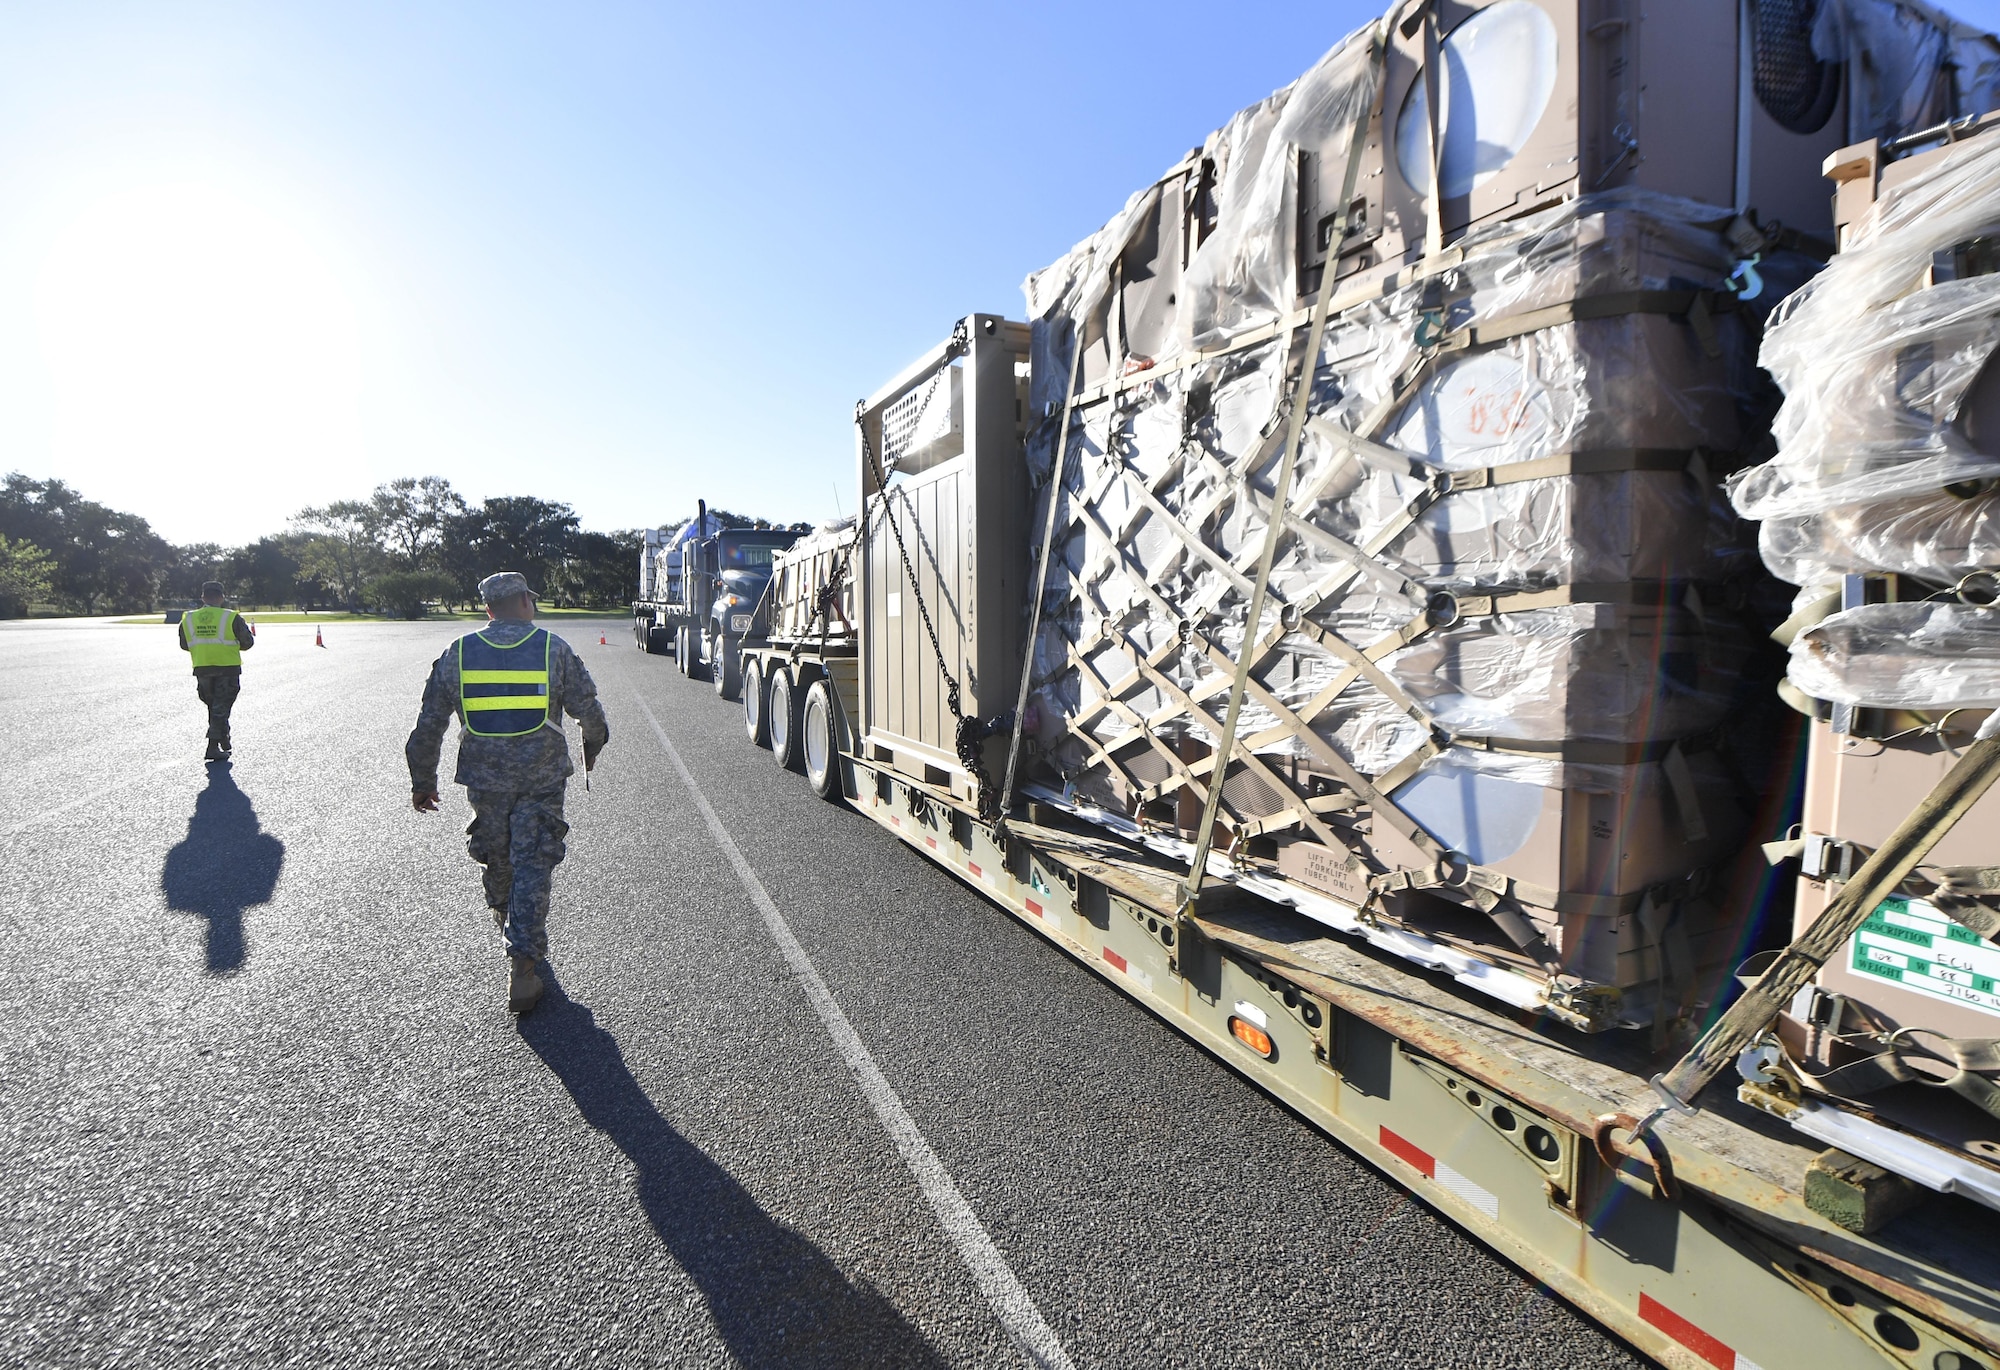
top-left (458, 628), bottom-right (551, 737)
top-left (185, 606), bottom-right (243, 668)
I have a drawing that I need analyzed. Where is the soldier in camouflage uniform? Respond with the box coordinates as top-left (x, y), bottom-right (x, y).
top-left (406, 571), bottom-right (609, 1014)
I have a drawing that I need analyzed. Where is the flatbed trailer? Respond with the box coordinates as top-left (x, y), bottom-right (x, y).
top-left (735, 697), bottom-right (2000, 1369)
top-left (727, 313), bottom-right (2000, 1369)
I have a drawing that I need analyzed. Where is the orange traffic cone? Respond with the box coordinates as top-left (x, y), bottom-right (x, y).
top-left (315, 626), bottom-right (326, 649)
top-left (599, 633), bottom-right (608, 645)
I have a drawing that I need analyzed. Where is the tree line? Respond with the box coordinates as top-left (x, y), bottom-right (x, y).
top-left (0, 472), bottom-right (649, 618)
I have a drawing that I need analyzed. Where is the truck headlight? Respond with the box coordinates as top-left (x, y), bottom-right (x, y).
top-left (730, 614), bottom-right (753, 634)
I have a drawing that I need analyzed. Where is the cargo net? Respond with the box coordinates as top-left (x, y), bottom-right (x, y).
top-left (1021, 192), bottom-right (1799, 1024)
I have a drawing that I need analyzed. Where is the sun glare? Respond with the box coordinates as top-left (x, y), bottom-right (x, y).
top-left (33, 180), bottom-right (365, 542)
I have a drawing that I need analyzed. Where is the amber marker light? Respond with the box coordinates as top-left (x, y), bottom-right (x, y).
top-left (1228, 1016), bottom-right (1274, 1059)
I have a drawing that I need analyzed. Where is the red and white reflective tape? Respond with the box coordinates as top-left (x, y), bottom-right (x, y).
top-left (968, 861), bottom-right (983, 879)
top-left (1024, 898), bottom-right (1044, 918)
top-left (1639, 1294), bottom-right (1763, 1370)
top-left (1377, 1127), bottom-right (1499, 1221)
top-left (925, 835), bottom-right (938, 849)
top-left (1102, 947), bottom-right (1128, 974)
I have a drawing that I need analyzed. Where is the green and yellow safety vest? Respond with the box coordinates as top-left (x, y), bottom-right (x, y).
top-left (185, 606), bottom-right (243, 668)
top-left (458, 628), bottom-right (551, 737)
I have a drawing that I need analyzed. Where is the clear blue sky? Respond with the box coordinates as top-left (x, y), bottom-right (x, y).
top-left (2, 1), bottom-right (1997, 545)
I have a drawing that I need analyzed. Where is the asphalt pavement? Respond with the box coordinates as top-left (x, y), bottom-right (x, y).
top-left (2, 615), bottom-right (1648, 1368)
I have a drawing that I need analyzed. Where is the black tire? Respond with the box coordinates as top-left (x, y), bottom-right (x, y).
top-left (676, 626), bottom-right (690, 675)
top-left (713, 635), bottom-right (739, 700)
top-left (803, 679), bottom-right (841, 802)
top-left (769, 667), bottom-right (802, 771)
top-left (743, 658), bottom-right (769, 746)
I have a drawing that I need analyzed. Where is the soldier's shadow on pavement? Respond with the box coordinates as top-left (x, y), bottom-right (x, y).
top-left (519, 981), bottom-right (947, 1370)
top-left (160, 764), bottom-right (285, 974)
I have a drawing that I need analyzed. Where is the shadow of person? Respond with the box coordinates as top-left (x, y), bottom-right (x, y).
top-left (160, 763), bottom-right (285, 974)
top-left (519, 981), bottom-right (947, 1370)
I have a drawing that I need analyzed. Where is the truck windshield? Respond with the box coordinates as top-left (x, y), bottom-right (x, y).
top-left (719, 542), bottom-right (787, 568)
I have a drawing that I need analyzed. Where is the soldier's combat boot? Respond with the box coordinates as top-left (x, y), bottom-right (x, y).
top-left (204, 739), bottom-right (226, 763)
top-left (507, 954), bottom-right (544, 1015)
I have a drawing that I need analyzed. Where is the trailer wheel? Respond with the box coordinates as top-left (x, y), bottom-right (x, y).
top-left (770, 667), bottom-right (802, 772)
top-left (713, 635), bottom-right (739, 700)
top-left (743, 658), bottom-right (769, 747)
top-left (803, 679), bottom-right (841, 802)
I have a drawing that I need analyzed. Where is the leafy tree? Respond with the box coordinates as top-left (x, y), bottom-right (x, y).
top-left (437, 506), bottom-right (490, 609)
top-left (0, 533), bottom-right (55, 617)
top-left (552, 528), bottom-right (643, 608)
top-left (365, 569), bottom-right (456, 620)
top-left (224, 536), bottom-right (309, 609)
top-left (290, 501), bottom-right (385, 611)
top-left (370, 476), bottom-right (468, 571)
top-left (0, 473), bottom-right (174, 613)
top-left (161, 543), bottom-right (228, 605)
top-left (475, 495), bottom-right (579, 599)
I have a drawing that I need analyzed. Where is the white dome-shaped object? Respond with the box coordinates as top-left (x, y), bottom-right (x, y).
top-left (1395, 1), bottom-right (1562, 200)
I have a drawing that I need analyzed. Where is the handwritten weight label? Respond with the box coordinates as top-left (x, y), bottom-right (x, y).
top-left (1850, 896), bottom-right (2000, 1019)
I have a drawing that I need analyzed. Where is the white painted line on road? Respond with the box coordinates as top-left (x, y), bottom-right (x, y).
top-left (632, 693), bottom-right (1074, 1370)
top-left (1, 759), bottom-right (184, 840)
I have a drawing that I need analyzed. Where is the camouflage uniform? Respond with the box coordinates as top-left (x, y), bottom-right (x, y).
top-left (178, 609), bottom-right (257, 745)
top-left (405, 619), bottom-right (609, 963)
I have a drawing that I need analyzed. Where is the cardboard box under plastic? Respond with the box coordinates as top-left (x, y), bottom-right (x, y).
top-left (1797, 719), bottom-right (2000, 1043)
top-left (1259, 743), bottom-right (1748, 995)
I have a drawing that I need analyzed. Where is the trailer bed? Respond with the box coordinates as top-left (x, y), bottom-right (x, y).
top-left (838, 753), bottom-right (2000, 1370)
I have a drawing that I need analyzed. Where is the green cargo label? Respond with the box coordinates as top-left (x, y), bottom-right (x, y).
top-left (1850, 898), bottom-right (2000, 1019)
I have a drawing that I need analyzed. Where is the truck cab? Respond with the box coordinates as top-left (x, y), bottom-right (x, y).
top-left (679, 527), bottom-right (800, 698)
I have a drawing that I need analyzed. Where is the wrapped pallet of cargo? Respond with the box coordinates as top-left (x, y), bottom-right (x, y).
top-left (1725, 112), bottom-right (2000, 1190)
top-left (1007, 15), bottom-right (1847, 1035)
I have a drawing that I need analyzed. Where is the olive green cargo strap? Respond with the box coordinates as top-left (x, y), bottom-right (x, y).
top-left (1430, 288), bottom-right (1740, 360)
top-left (1371, 859), bottom-right (1689, 922)
top-left (1182, 23), bottom-right (1389, 907)
top-left (1763, 831), bottom-right (2000, 941)
top-left (1650, 734), bottom-right (2000, 1133)
top-left (1765, 996), bottom-right (2000, 1122)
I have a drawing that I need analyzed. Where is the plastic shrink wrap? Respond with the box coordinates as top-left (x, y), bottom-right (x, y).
top-left (1724, 94), bottom-right (2000, 1154)
top-left (1814, 0), bottom-right (2000, 142)
top-left (1791, 602), bottom-right (2000, 719)
top-left (1016, 36), bottom-right (1790, 1023)
top-left (1731, 132), bottom-right (2000, 717)
top-left (1010, 4), bottom-right (2000, 1027)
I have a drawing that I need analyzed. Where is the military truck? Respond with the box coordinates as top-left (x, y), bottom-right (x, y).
top-left (673, 505), bottom-right (800, 700)
top-left (630, 512), bottom-right (714, 656)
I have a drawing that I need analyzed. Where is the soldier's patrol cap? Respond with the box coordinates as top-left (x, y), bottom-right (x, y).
top-left (200, 581), bottom-right (225, 598)
top-left (478, 571), bottom-right (540, 605)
